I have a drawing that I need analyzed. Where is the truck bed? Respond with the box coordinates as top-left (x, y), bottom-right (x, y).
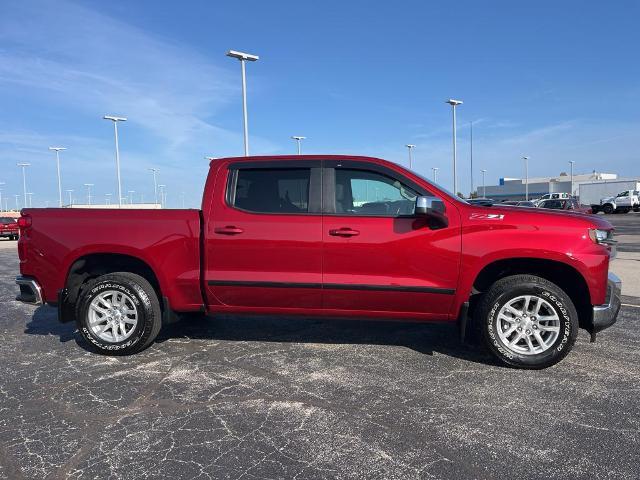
top-left (18, 208), bottom-right (203, 311)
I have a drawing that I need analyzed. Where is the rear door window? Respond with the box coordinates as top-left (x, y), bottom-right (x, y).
top-left (230, 168), bottom-right (311, 214)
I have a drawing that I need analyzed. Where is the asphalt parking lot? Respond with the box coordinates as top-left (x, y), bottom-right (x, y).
top-left (1, 217), bottom-right (639, 480)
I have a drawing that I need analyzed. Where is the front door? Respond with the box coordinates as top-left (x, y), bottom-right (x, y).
top-left (321, 160), bottom-right (460, 316)
top-left (205, 160), bottom-right (323, 310)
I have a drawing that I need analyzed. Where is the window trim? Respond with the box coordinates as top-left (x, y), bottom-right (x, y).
top-left (322, 160), bottom-right (431, 217)
top-left (225, 161), bottom-right (322, 216)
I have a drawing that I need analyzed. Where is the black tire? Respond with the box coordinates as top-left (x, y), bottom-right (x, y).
top-left (76, 272), bottom-right (162, 355)
top-left (476, 275), bottom-right (578, 369)
top-left (603, 204), bottom-right (614, 214)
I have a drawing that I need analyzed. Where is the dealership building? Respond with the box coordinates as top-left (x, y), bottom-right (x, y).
top-left (482, 171), bottom-right (618, 201)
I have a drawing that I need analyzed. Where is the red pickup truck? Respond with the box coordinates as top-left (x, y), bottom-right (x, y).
top-left (1, 217), bottom-right (20, 240)
top-left (15, 155), bottom-right (621, 368)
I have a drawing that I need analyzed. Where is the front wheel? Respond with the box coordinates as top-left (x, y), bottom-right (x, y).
top-left (76, 272), bottom-right (162, 355)
top-left (476, 275), bottom-right (578, 369)
top-left (603, 204), bottom-right (614, 214)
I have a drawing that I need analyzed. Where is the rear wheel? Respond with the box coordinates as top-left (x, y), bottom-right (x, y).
top-left (603, 204), bottom-right (614, 214)
top-left (476, 275), bottom-right (578, 369)
top-left (76, 272), bottom-right (162, 355)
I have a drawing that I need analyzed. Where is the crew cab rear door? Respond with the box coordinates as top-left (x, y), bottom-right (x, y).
top-left (204, 159), bottom-right (323, 309)
top-left (320, 160), bottom-right (460, 316)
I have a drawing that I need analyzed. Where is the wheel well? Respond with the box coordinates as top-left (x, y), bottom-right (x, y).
top-left (64, 253), bottom-right (161, 312)
top-left (472, 258), bottom-right (592, 328)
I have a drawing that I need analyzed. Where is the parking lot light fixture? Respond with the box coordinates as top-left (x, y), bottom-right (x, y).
top-left (48, 147), bottom-right (66, 207)
top-left (432, 167), bottom-right (439, 183)
top-left (522, 156), bottom-right (530, 200)
top-left (481, 169), bottom-right (487, 198)
top-left (569, 160), bottom-right (575, 197)
top-left (446, 99), bottom-right (463, 195)
top-left (16, 163), bottom-right (30, 207)
top-left (84, 183), bottom-right (94, 205)
top-left (405, 144), bottom-right (416, 169)
top-left (103, 115), bottom-right (127, 207)
top-left (148, 168), bottom-right (159, 204)
top-left (291, 136), bottom-right (306, 155)
top-left (226, 50), bottom-right (259, 156)
top-left (105, 193), bottom-right (112, 205)
top-left (158, 184), bottom-right (166, 208)
top-left (66, 189), bottom-right (74, 206)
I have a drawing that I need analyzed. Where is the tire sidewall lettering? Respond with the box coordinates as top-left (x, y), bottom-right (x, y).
top-left (487, 286), bottom-right (573, 363)
top-left (81, 279), bottom-right (150, 352)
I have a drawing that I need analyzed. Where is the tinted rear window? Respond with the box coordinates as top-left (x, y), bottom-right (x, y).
top-left (0, 217), bottom-right (16, 224)
top-left (231, 168), bottom-right (310, 214)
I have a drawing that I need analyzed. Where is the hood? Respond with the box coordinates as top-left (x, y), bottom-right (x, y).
top-left (465, 204), bottom-right (613, 231)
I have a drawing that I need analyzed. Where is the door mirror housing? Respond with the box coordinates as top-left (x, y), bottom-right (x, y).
top-left (415, 196), bottom-right (446, 216)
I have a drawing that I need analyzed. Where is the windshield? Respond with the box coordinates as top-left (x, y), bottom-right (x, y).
top-left (411, 172), bottom-right (468, 204)
top-left (0, 217), bottom-right (16, 224)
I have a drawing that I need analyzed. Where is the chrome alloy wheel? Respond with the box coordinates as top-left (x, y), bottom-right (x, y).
top-left (496, 295), bottom-right (560, 356)
top-left (88, 290), bottom-right (138, 343)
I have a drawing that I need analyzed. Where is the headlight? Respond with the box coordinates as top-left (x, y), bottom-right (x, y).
top-left (588, 228), bottom-right (609, 244)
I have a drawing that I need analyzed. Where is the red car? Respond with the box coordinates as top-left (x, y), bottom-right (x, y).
top-left (15, 155), bottom-right (620, 368)
top-left (0, 217), bottom-right (19, 240)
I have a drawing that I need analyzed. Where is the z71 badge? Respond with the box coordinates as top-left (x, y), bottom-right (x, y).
top-left (469, 213), bottom-right (505, 220)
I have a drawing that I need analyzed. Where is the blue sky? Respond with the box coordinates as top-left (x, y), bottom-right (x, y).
top-left (1, 0), bottom-right (638, 207)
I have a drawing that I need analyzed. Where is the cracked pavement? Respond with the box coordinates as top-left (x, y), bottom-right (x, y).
top-left (1, 240), bottom-right (639, 479)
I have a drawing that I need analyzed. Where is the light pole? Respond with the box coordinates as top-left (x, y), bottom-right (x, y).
top-left (17, 163), bottom-right (30, 207)
top-left (226, 50), bottom-right (259, 156)
top-left (469, 121), bottom-right (474, 196)
top-left (84, 183), bottom-right (94, 205)
top-left (569, 160), bottom-right (575, 197)
top-left (291, 136), bottom-right (306, 155)
top-left (405, 144), bottom-right (416, 169)
top-left (49, 147), bottom-right (66, 207)
top-left (26, 193), bottom-right (33, 208)
top-left (522, 156), bottom-right (529, 200)
top-left (103, 115), bottom-right (127, 207)
top-left (158, 184), bottom-right (166, 208)
top-left (105, 193), bottom-right (112, 205)
top-left (148, 168), bottom-right (159, 204)
top-left (128, 190), bottom-right (135, 204)
top-left (0, 182), bottom-right (4, 212)
top-left (481, 169), bottom-right (487, 198)
top-left (66, 189), bottom-right (74, 206)
top-left (432, 167), bottom-right (439, 183)
top-left (15, 195), bottom-right (20, 211)
top-left (180, 192), bottom-right (185, 209)
top-left (446, 99), bottom-right (463, 195)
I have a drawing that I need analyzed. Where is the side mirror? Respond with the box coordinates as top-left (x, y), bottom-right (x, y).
top-left (415, 196), bottom-right (446, 216)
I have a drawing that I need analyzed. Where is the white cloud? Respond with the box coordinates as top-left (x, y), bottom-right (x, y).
top-left (0, 0), bottom-right (280, 207)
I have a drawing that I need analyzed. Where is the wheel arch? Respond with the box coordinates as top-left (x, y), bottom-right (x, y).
top-left (470, 257), bottom-right (592, 329)
top-left (60, 252), bottom-right (163, 323)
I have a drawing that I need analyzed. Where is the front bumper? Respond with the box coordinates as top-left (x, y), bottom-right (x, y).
top-left (15, 276), bottom-right (43, 305)
top-left (591, 272), bottom-right (622, 334)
